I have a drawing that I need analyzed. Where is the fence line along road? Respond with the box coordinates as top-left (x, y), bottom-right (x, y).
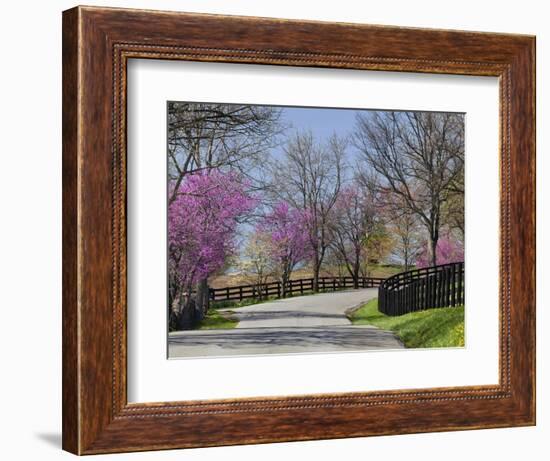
top-left (209, 276), bottom-right (386, 302)
top-left (378, 261), bottom-right (464, 316)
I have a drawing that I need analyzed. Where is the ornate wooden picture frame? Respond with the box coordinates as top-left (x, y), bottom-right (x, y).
top-left (62, 5), bottom-right (535, 455)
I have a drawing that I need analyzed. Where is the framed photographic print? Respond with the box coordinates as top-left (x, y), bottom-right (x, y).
top-left (62, 5), bottom-right (535, 455)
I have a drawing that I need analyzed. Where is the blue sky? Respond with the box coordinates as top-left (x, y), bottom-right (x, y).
top-left (282, 106), bottom-right (360, 141)
top-left (271, 106), bottom-right (367, 167)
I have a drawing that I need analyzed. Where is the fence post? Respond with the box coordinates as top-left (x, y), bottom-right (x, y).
top-left (451, 265), bottom-right (456, 306)
top-left (436, 269), bottom-right (445, 307)
top-left (458, 262), bottom-right (463, 304)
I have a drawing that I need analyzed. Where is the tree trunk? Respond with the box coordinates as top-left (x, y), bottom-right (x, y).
top-left (429, 234), bottom-right (439, 267)
top-left (312, 255), bottom-right (320, 293)
top-left (169, 286), bottom-right (183, 331)
top-left (195, 278), bottom-right (210, 321)
top-left (177, 289), bottom-right (196, 330)
top-left (281, 274), bottom-right (288, 298)
top-left (353, 252), bottom-right (360, 289)
top-left (256, 274), bottom-right (265, 300)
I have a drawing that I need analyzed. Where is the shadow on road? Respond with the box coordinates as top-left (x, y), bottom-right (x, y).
top-left (170, 326), bottom-right (400, 350)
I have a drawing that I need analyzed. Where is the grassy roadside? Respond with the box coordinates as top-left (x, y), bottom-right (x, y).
top-left (348, 299), bottom-right (465, 348)
top-left (210, 290), bottom-right (319, 310)
top-left (210, 297), bottom-right (277, 310)
top-left (197, 292), bottom-right (319, 330)
top-left (195, 309), bottom-right (239, 330)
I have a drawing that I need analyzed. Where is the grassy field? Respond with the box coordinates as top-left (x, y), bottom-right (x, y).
top-left (209, 264), bottom-right (405, 289)
top-left (348, 299), bottom-right (465, 348)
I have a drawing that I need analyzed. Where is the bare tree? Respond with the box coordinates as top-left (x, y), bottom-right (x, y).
top-left (443, 166), bottom-right (465, 239)
top-left (387, 208), bottom-right (422, 271)
top-left (353, 111), bottom-right (464, 267)
top-left (368, 183), bottom-right (423, 272)
top-left (168, 102), bottom-right (282, 203)
top-left (269, 131), bottom-right (345, 292)
top-left (329, 183), bottom-right (382, 288)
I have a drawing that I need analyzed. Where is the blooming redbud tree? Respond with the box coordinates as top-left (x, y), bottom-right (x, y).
top-left (257, 202), bottom-right (312, 297)
top-left (415, 235), bottom-right (464, 268)
top-left (168, 171), bottom-right (255, 320)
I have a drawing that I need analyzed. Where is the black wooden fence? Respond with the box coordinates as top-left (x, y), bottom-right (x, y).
top-left (209, 276), bottom-right (385, 302)
top-left (378, 262), bottom-right (464, 316)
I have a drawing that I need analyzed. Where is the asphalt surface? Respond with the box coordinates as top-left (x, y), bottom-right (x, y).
top-left (168, 289), bottom-right (404, 358)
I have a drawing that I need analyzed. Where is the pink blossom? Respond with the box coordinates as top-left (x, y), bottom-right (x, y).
top-left (416, 235), bottom-right (464, 268)
top-left (168, 171), bottom-right (255, 289)
top-left (257, 202), bottom-right (312, 273)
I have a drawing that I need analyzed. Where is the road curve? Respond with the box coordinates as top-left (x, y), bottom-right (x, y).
top-left (168, 289), bottom-right (404, 358)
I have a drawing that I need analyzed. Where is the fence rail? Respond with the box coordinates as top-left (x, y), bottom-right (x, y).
top-left (209, 276), bottom-right (386, 302)
top-left (378, 262), bottom-right (464, 316)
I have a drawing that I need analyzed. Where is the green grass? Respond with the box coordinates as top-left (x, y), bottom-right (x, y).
top-left (348, 299), bottom-right (464, 348)
top-left (211, 296), bottom-right (277, 310)
top-left (364, 264), bottom-right (408, 278)
top-left (195, 309), bottom-right (239, 330)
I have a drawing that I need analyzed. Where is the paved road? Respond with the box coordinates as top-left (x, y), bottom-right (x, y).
top-left (168, 289), bottom-right (404, 358)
